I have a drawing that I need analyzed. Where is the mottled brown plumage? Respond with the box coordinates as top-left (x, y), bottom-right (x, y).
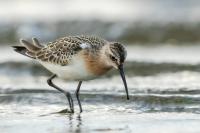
top-left (18, 35), bottom-right (107, 66)
top-left (12, 35), bottom-right (129, 113)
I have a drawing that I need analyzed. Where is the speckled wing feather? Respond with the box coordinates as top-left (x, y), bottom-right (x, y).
top-left (35, 35), bottom-right (108, 66)
top-left (74, 35), bottom-right (107, 48)
top-left (36, 36), bottom-right (83, 66)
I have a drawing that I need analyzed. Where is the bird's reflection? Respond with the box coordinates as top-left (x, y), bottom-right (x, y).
top-left (66, 113), bottom-right (82, 133)
top-left (40, 108), bottom-right (83, 132)
top-left (68, 113), bottom-right (73, 132)
top-left (76, 114), bottom-right (82, 129)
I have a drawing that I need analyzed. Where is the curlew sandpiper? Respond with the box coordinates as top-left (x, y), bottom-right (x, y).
top-left (12, 35), bottom-right (129, 113)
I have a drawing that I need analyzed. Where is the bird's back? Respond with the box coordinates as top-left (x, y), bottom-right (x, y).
top-left (13, 35), bottom-right (109, 80)
top-left (14, 36), bottom-right (107, 64)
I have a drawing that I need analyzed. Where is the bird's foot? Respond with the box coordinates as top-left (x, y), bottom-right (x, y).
top-left (58, 108), bottom-right (74, 114)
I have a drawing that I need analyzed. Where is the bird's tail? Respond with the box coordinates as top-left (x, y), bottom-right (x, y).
top-left (12, 38), bottom-right (44, 59)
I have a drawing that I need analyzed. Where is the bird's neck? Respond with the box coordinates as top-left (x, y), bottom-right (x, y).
top-left (82, 45), bottom-right (112, 76)
top-left (99, 44), bottom-right (111, 67)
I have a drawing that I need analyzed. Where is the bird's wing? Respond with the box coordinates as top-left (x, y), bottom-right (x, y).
top-left (35, 35), bottom-right (108, 66)
top-left (35, 36), bottom-right (84, 66)
top-left (73, 35), bottom-right (108, 48)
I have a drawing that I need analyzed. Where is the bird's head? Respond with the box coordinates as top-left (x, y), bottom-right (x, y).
top-left (105, 42), bottom-right (127, 69)
top-left (103, 42), bottom-right (129, 100)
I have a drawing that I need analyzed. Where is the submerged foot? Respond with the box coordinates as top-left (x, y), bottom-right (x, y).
top-left (58, 108), bottom-right (74, 114)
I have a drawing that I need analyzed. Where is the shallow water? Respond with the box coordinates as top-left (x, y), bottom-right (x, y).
top-left (1, 44), bottom-right (200, 133)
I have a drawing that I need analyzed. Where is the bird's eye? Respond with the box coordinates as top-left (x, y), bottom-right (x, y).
top-left (110, 55), bottom-right (117, 61)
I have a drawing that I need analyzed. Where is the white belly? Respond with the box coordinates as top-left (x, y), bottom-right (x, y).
top-left (39, 57), bottom-right (96, 81)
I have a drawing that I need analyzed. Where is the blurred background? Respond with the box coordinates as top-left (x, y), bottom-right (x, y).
top-left (1, 0), bottom-right (200, 44)
top-left (1, 0), bottom-right (200, 133)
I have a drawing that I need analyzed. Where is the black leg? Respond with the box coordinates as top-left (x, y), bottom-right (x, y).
top-left (75, 81), bottom-right (83, 113)
top-left (47, 74), bottom-right (74, 113)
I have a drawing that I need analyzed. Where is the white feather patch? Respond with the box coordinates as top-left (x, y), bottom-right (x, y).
top-left (39, 55), bottom-right (96, 81)
top-left (80, 43), bottom-right (90, 49)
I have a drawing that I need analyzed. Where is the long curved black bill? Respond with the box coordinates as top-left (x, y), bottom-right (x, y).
top-left (118, 64), bottom-right (129, 100)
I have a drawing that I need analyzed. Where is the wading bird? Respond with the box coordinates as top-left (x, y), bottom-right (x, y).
top-left (12, 35), bottom-right (129, 113)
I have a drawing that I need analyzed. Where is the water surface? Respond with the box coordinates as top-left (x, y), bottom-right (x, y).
top-left (1, 45), bottom-right (200, 133)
